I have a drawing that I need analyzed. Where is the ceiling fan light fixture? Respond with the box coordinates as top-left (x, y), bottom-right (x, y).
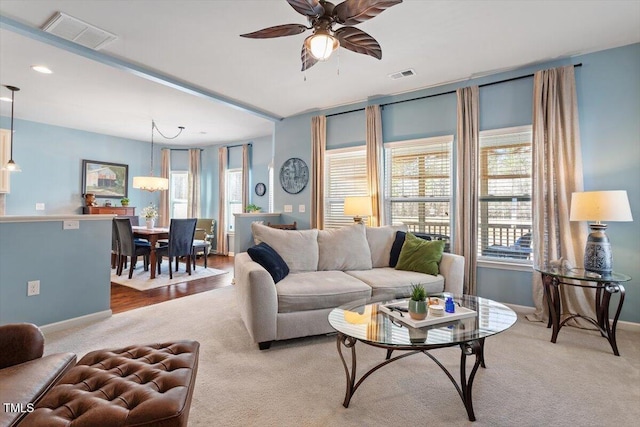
top-left (305, 31), bottom-right (339, 61)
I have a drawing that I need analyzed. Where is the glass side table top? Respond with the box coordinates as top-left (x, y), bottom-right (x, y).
top-left (328, 295), bottom-right (517, 347)
top-left (535, 266), bottom-right (631, 283)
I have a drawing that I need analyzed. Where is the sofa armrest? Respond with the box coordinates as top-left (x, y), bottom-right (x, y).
top-left (0, 323), bottom-right (45, 369)
top-left (234, 253), bottom-right (279, 344)
top-left (439, 253), bottom-right (465, 296)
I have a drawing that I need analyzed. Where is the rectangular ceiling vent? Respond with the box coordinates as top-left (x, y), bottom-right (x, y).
top-left (388, 69), bottom-right (416, 80)
top-left (42, 12), bottom-right (117, 50)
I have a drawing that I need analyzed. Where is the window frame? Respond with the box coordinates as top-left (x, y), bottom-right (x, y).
top-left (169, 170), bottom-right (188, 219)
top-left (226, 168), bottom-right (243, 232)
top-left (323, 146), bottom-right (368, 229)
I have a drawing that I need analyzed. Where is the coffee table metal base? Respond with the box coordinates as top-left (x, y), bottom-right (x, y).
top-left (336, 333), bottom-right (486, 422)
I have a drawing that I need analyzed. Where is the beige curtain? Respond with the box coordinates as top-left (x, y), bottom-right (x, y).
top-left (528, 65), bottom-right (590, 325)
top-left (311, 115), bottom-right (326, 229)
top-left (242, 144), bottom-right (250, 212)
top-left (159, 148), bottom-right (171, 227)
top-left (217, 146), bottom-right (228, 256)
top-left (188, 148), bottom-right (201, 218)
top-left (454, 86), bottom-right (480, 295)
top-left (366, 105), bottom-right (384, 227)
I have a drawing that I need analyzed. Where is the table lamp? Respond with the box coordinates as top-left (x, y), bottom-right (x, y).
top-left (570, 190), bottom-right (633, 275)
top-left (344, 196), bottom-right (372, 224)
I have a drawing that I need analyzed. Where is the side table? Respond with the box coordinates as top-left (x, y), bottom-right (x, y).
top-left (536, 266), bottom-right (631, 356)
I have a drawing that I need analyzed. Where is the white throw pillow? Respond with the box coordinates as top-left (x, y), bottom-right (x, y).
top-left (366, 224), bottom-right (408, 268)
top-left (251, 222), bottom-right (318, 272)
top-left (317, 223), bottom-right (372, 271)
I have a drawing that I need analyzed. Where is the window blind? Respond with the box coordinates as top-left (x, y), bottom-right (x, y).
top-left (324, 147), bottom-right (367, 229)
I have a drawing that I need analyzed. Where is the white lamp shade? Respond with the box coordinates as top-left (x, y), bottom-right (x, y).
top-left (344, 196), bottom-right (373, 216)
top-left (133, 175), bottom-right (169, 192)
top-left (570, 190), bottom-right (633, 222)
top-left (305, 33), bottom-right (339, 60)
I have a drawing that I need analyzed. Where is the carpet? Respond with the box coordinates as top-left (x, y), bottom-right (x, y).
top-left (110, 262), bottom-right (227, 291)
top-left (43, 287), bottom-right (640, 427)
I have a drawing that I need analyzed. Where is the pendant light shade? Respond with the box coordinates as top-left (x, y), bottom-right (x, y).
top-left (305, 30), bottom-right (339, 61)
top-left (2, 85), bottom-right (21, 172)
top-left (133, 120), bottom-right (183, 192)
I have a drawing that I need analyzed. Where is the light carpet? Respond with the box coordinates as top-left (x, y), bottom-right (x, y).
top-left (110, 263), bottom-right (227, 290)
top-left (44, 287), bottom-right (640, 427)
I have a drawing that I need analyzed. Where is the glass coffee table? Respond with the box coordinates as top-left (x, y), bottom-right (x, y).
top-left (328, 294), bottom-right (517, 422)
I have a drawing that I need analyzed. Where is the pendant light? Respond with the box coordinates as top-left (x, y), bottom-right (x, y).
top-left (2, 85), bottom-right (21, 172)
top-left (133, 119), bottom-right (184, 192)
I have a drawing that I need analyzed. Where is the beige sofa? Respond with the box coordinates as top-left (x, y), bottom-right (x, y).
top-left (234, 223), bottom-right (465, 349)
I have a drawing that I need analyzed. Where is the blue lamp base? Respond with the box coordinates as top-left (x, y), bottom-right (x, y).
top-left (584, 224), bottom-right (612, 275)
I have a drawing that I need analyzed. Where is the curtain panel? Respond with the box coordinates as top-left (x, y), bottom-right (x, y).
top-left (159, 149), bottom-right (171, 227)
top-left (188, 148), bottom-right (201, 218)
top-left (217, 146), bottom-right (228, 255)
top-left (528, 65), bottom-right (590, 325)
top-left (454, 86), bottom-right (480, 295)
top-left (311, 115), bottom-right (326, 229)
top-left (365, 105), bottom-right (384, 227)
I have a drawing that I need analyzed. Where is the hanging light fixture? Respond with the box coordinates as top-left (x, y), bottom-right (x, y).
top-left (304, 29), bottom-right (339, 61)
top-left (2, 85), bottom-right (21, 172)
top-left (133, 119), bottom-right (184, 192)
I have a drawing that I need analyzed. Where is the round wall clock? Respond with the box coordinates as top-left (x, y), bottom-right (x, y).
top-left (279, 158), bottom-right (309, 195)
top-left (255, 182), bottom-right (266, 196)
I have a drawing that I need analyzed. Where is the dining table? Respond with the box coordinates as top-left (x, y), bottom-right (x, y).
top-left (132, 226), bottom-right (169, 279)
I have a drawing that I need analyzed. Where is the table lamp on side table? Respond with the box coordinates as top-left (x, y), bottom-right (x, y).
top-left (344, 196), bottom-right (372, 224)
top-left (569, 190), bottom-right (633, 275)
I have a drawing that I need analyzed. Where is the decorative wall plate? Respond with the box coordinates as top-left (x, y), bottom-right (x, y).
top-left (255, 182), bottom-right (266, 196)
top-left (279, 158), bottom-right (309, 194)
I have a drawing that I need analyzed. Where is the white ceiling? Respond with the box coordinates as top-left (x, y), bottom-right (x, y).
top-left (1, 0), bottom-right (639, 146)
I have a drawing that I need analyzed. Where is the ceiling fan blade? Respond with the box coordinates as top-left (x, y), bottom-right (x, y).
top-left (301, 43), bottom-right (318, 71)
top-left (287, 0), bottom-right (325, 17)
top-left (334, 0), bottom-right (403, 25)
top-left (240, 24), bottom-right (308, 39)
top-left (335, 27), bottom-right (382, 59)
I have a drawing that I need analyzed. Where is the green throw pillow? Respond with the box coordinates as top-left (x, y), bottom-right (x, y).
top-left (395, 232), bottom-right (445, 276)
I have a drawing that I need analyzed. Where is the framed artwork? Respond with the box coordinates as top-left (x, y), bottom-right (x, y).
top-left (82, 159), bottom-right (128, 198)
top-left (279, 158), bottom-right (309, 194)
top-left (255, 182), bottom-right (266, 196)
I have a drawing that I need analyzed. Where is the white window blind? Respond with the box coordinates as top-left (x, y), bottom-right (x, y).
top-left (478, 126), bottom-right (533, 261)
top-left (324, 147), bottom-right (367, 229)
top-left (384, 136), bottom-right (453, 237)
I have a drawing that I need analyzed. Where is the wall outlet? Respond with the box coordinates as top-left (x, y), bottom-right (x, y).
top-left (284, 204), bottom-right (293, 213)
top-left (63, 220), bottom-right (80, 230)
top-left (298, 204), bottom-right (305, 213)
top-left (27, 280), bottom-right (40, 296)
top-left (35, 203), bottom-right (45, 210)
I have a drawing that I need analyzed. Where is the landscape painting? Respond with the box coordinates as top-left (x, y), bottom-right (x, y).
top-left (82, 159), bottom-right (128, 198)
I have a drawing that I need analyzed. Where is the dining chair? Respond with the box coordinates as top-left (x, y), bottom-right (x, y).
top-left (192, 218), bottom-right (215, 269)
top-left (156, 218), bottom-right (197, 279)
top-left (113, 218), bottom-right (151, 279)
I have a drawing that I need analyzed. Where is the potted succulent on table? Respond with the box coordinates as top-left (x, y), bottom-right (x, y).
top-left (245, 203), bottom-right (262, 213)
top-left (141, 204), bottom-right (158, 229)
top-left (408, 284), bottom-right (428, 320)
top-left (120, 197), bottom-right (130, 207)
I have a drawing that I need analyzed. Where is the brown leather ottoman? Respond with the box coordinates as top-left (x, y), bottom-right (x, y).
top-left (19, 341), bottom-right (199, 427)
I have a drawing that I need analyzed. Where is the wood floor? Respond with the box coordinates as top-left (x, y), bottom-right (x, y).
top-left (110, 255), bottom-right (235, 314)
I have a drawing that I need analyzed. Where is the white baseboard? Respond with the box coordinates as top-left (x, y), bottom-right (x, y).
top-left (40, 310), bottom-right (112, 335)
top-left (504, 303), bottom-right (640, 332)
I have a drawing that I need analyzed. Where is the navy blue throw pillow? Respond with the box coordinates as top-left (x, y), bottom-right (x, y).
top-left (389, 231), bottom-right (433, 267)
top-left (247, 242), bottom-right (289, 283)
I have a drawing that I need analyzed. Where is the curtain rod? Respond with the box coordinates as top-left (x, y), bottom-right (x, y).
top-left (166, 148), bottom-right (204, 151)
top-left (326, 63), bottom-right (583, 118)
top-left (226, 142), bottom-right (252, 149)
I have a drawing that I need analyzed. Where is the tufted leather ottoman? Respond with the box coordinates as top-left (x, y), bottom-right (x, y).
top-left (19, 341), bottom-right (199, 427)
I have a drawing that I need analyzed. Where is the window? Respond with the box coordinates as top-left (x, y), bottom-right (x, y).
top-left (384, 136), bottom-right (453, 237)
top-left (324, 147), bottom-right (367, 229)
top-left (478, 126), bottom-right (532, 261)
top-left (170, 171), bottom-right (188, 219)
top-left (226, 168), bottom-right (243, 231)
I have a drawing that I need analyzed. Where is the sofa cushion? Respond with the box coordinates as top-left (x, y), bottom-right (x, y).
top-left (345, 268), bottom-right (445, 299)
top-left (396, 233), bottom-right (445, 275)
top-left (389, 231), bottom-right (439, 267)
top-left (248, 242), bottom-right (289, 283)
top-left (251, 222), bottom-right (318, 272)
top-left (366, 225), bottom-right (408, 268)
top-left (276, 271), bottom-right (372, 313)
top-left (317, 224), bottom-right (372, 271)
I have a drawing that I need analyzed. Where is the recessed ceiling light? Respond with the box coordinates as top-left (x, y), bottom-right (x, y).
top-left (31, 65), bottom-right (53, 74)
top-left (0, 97), bottom-right (12, 103)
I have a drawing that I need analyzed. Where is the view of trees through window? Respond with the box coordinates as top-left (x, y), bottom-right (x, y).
top-left (170, 171), bottom-right (188, 219)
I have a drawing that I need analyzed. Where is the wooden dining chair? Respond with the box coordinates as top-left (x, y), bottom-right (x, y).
top-left (156, 218), bottom-right (197, 279)
top-left (267, 221), bottom-right (297, 230)
top-left (113, 218), bottom-right (151, 279)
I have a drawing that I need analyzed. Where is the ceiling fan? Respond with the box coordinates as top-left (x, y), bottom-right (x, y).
top-left (240, 0), bottom-right (403, 71)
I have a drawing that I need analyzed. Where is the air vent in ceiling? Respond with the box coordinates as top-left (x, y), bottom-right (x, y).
top-left (42, 12), bottom-right (117, 50)
top-left (388, 69), bottom-right (416, 80)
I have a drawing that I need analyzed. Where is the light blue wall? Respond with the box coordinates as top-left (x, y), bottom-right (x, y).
top-left (0, 218), bottom-right (111, 325)
top-left (272, 43), bottom-right (640, 323)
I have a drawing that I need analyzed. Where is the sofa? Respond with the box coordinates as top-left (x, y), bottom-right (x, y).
top-left (234, 223), bottom-right (465, 349)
